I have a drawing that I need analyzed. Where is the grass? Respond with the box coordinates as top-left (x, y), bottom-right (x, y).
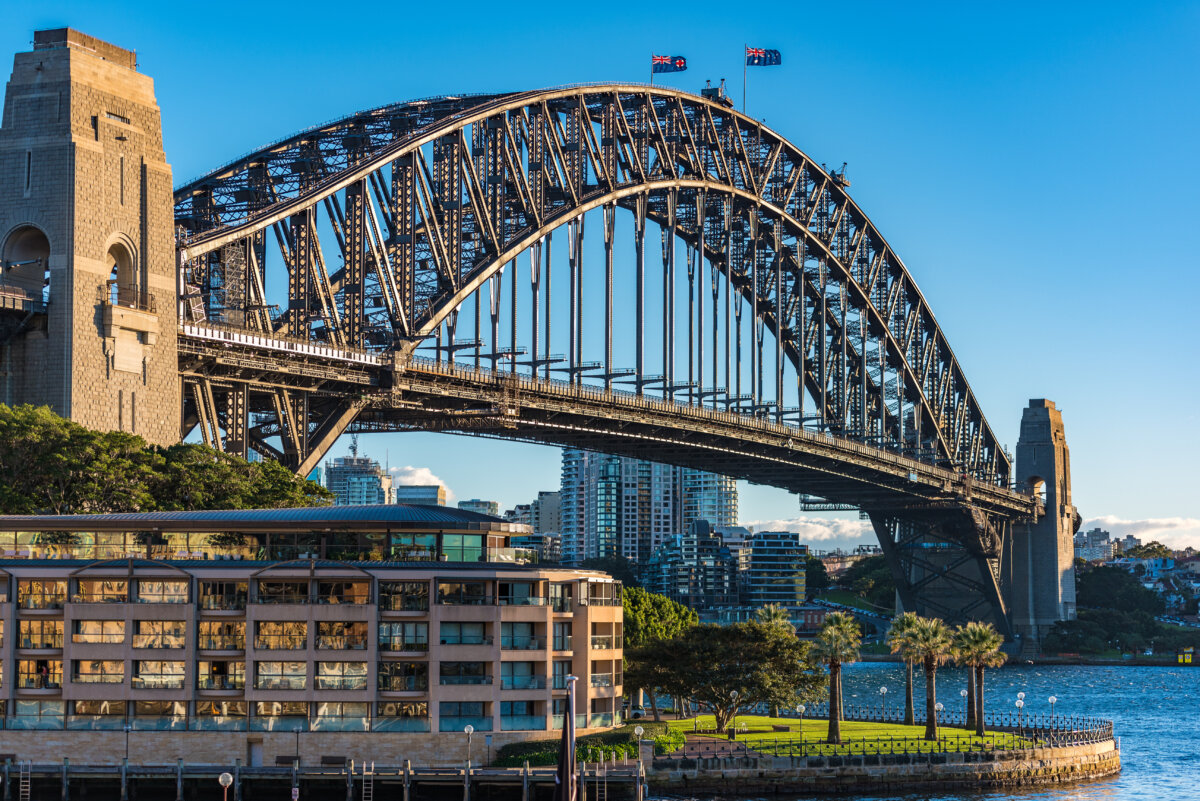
top-left (668, 715), bottom-right (1032, 756)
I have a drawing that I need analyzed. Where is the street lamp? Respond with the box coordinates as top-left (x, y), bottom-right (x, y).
top-left (1015, 699), bottom-right (1025, 728)
top-left (634, 726), bottom-right (644, 768)
top-left (464, 724), bottom-right (475, 769)
top-left (729, 690), bottom-right (739, 738)
top-left (797, 704), bottom-right (806, 750)
top-left (960, 689), bottom-right (968, 726)
top-left (218, 773), bottom-right (233, 801)
top-left (879, 686), bottom-right (888, 720)
top-left (1048, 695), bottom-right (1058, 720)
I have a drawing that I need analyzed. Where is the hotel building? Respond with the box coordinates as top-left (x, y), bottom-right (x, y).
top-left (0, 507), bottom-right (622, 765)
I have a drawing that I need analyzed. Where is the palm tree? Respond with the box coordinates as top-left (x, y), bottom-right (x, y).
top-left (962, 622), bottom-right (1006, 737)
top-left (810, 611), bottom-right (861, 744)
top-left (754, 604), bottom-right (796, 633)
top-left (885, 612), bottom-right (922, 725)
top-left (904, 616), bottom-right (954, 741)
top-left (951, 625), bottom-right (976, 730)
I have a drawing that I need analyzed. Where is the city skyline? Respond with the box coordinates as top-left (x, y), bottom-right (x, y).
top-left (4, 1), bottom-right (1196, 548)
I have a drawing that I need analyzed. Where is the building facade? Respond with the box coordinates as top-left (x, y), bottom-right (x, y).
top-left (0, 508), bottom-right (623, 765)
top-left (645, 522), bottom-right (739, 608)
top-left (324, 455), bottom-right (391, 506)
top-left (741, 532), bottom-right (808, 608)
top-left (560, 449), bottom-right (737, 566)
top-left (395, 486), bottom-right (447, 507)
top-left (458, 500), bottom-right (500, 517)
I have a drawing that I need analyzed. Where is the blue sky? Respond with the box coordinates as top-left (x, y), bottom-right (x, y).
top-left (4, 1), bottom-right (1198, 548)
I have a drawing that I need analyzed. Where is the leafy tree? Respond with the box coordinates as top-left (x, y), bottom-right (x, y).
top-left (1125, 541), bottom-right (1172, 560)
top-left (580, 555), bottom-right (640, 588)
top-left (905, 617), bottom-right (954, 740)
top-left (886, 611), bottom-right (922, 725)
top-left (621, 588), bottom-right (697, 721)
top-left (839, 555), bottom-right (895, 609)
top-left (810, 611), bottom-right (861, 744)
top-left (654, 622), bottom-right (823, 733)
top-left (953, 621), bottom-right (1006, 736)
top-left (1077, 566), bottom-right (1164, 615)
top-left (805, 555), bottom-right (831, 596)
top-left (754, 604), bottom-right (795, 634)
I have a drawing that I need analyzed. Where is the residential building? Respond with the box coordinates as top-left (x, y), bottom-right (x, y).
top-left (742, 531), bottom-right (808, 608)
top-left (510, 535), bottom-right (563, 564)
top-left (324, 455), bottom-right (392, 506)
top-left (1114, 535), bottom-right (1142, 554)
top-left (530, 491), bottom-right (561, 535)
top-left (458, 499), bottom-right (500, 517)
top-left (645, 521), bottom-right (739, 608)
top-left (706, 604), bottom-right (828, 634)
top-left (504, 505), bottom-right (533, 526)
top-left (1074, 527), bottom-right (1114, 562)
top-left (559, 449), bottom-right (737, 566)
top-left (395, 485), bottom-right (447, 507)
top-left (0, 506), bottom-right (624, 764)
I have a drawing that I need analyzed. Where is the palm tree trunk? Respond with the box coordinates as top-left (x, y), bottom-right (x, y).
top-left (975, 666), bottom-right (986, 738)
top-left (965, 667), bottom-right (976, 730)
top-left (827, 659), bottom-right (842, 744)
top-left (923, 657), bottom-right (938, 741)
top-left (904, 660), bottom-right (915, 725)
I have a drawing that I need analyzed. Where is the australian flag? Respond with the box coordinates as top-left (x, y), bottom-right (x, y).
top-left (745, 47), bottom-right (782, 66)
top-left (652, 54), bottom-right (688, 73)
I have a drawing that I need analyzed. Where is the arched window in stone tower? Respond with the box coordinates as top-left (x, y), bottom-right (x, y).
top-left (1, 225), bottom-right (50, 301)
top-left (106, 241), bottom-right (135, 307)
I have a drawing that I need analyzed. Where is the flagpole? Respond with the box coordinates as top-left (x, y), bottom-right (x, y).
top-left (650, 53), bottom-right (654, 85)
top-left (742, 43), bottom-right (747, 114)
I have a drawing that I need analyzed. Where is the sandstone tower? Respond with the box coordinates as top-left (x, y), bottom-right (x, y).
top-left (1008, 399), bottom-right (1079, 653)
top-left (0, 28), bottom-right (178, 445)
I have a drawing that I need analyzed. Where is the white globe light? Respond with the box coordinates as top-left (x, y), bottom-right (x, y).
top-left (464, 724), bottom-right (474, 735)
top-left (934, 702), bottom-right (943, 712)
top-left (1015, 700), bottom-right (1024, 709)
top-left (960, 689), bottom-right (968, 697)
top-left (634, 726), bottom-right (644, 738)
top-left (1017, 692), bottom-right (1025, 700)
top-left (879, 686), bottom-right (887, 694)
top-left (219, 774), bottom-right (233, 788)
top-left (1049, 696), bottom-right (1057, 704)
top-left (797, 704), bottom-right (806, 714)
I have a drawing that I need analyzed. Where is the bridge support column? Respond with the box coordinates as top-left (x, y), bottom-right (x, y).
top-left (1006, 399), bottom-right (1078, 655)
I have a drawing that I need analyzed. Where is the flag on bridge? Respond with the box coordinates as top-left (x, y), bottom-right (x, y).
top-left (651, 54), bottom-right (688, 73)
top-left (745, 47), bottom-right (782, 66)
top-left (552, 675), bottom-right (578, 801)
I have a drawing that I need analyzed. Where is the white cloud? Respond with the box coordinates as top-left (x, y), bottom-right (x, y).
top-left (388, 466), bottom-right (455, 503)
top-left (1082, 515), bottom-right (1200, 549)
top-left (740, 516), bottom-right (875, 551)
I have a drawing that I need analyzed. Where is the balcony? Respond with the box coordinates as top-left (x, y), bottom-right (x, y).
top-left (198, 635), bottom-right (245, 651)
top-left (438, 716), bottom-right (492, 732)
top-left (590, 673), bottom-right (613, 688)
top-left (310, 716), bottom-right (368, 732)
top-left (552, 636), bottom-right (572, 652)
top-left (550, 597), bottom-right (571, 613)
top-left (588, 713), bottom-right (617, 728)
top-left (436, 594), bottom-right (494, 607)
top-left (373, 716), bottom-right (430, 733)
top-left (501, 715), bottom-right (547, 731)
top-left (72, 591), bottom-right (128, 604)
top-left (378, 638), bottom-right (428, 653)
top-left (254, 635), bottom-right (306, 650)
top-left (500, 636), bottom-right (542, 650)
top-left (314, 676), bottom-right (368, 691)
top-left (8, 716), bottom-right (65, 730)
top-left (254, 676), bottom-right (306, 691)
top-left (189, 716), bottom-right (249, 731)
top-left (439, 675), bottom-right (493, 686)
top-left (20, 635), bottom-right (64, 649)
top-left (551, 714), bottom-right (588, 730)
top-left (552, 675), bottom-right (571, 690)
top-left (379, 596), bottom-right (429, 612)
top-left (132, 675), bottom-right (185, 690)
top-left (18, 594), bottom-right (65, 610)
top-left (132, 635), bottom-right (185, 649)
top-left (66, 715), bottom-right (127, 730)
top-left (253, 593), bottom-right (309, 605)
top-left (72, 634), bottom-right (124, 645)
top-left (71, 673), bottom-right (124, 685)
top-left (198, 676), bottom-right (245, 691)
top-left (316, 635), bottom-right (368, 650)
top-left (498, 596), bottom-right (545, 607)
top-left (199, 594), bottom-right (246, 611)
top-left (501, 675), bottom-right (546, 691)
top-left (130, 716), bottom-right (188, 731)
top-left (378, 675), bottom-right (428, 692)
top-left (439, 635), bottom-right (492, 646)
top-left (590, 635), bottom-right (622, 650)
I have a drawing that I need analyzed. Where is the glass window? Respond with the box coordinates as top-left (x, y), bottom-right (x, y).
top-left (440, 701), bottom-right (484, 717)
top-left (73, 620), bottom-right (125, 644)
top-left (72, 660), bottom-right (124, 684)
top-left (378, 622), bottom-right (428, 651)
top-left (316, 622), bottom-right (368, 650)
top-left (552, 622), bottom-right (572, 651)
top-left (374, 700), bottom-right (429, 731)
top-left (199, 581), bottom-right (247, 610)
top-left (255, 661), bottom-right (306, 690)
top-left (198, 620), bottom-right (245, 650)
top-left (500, 662), bottom-right (543, 690)
top-left (379, 581), bottom-right (428, 611)
top-left (192, 700), bottom-right (248, 731)
top-left (251, 701), bottom-right (308, 731)
top-left (11, 699), bottom-right (64, 730)
top-left (70, 699), bottom-right (126, 730)
top-left (501, 622), bottom-right (539, 649)
top-left (136, 580), bottom-right (188, 603)
top-left (440, 622), bottom-right (489, 645)
top-left (441, 534), bottom-right (483, 563)
top-left (439, 662), bottom-right (490, 685)
top-left (437, 581), bottom-right (492, 605)
top-left (132, 660), bottom-right (185, 689)
top-left (133, 620), bottom-right (187, 649)
top-left (73, 579), bottom-right (128, 603)
top-left (19, 619), bottom-right (63, 649)
top-left (311, 701), bottom-right (368, 732)
top-left (198, 660), bottom-right (245, 690)
top-left (17, 659), bottom-right (61, 688)
top-left (498, 582), bottom-right (541, 605)
top-left (18, 579), bottom-right (66, 609)
top-left (377, 661), bottom-right (427, 691)
top-left (315, 661), bottom-right (368, 691)
top-left (389, 533), bottom-right (437, 561)
top-left (132, 700), bottom-right (187, 730)
top-left (255, 581), bottom-right (308, 604)
top-left (316, 581), bottom-right (369, 604)
top-left (255, 621), bottom-right (307, 650)
top-left (501, 701), bottom-right (535, 716)
top-left (438, 701), bottom-right (490, 732)
top-left (586, 581), bottom-right (621, 606)
top-left (549, 583), bottom-right (572, 612)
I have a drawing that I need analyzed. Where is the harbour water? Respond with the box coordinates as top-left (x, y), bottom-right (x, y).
top-left (729, 661), bottom-right (1195, 801)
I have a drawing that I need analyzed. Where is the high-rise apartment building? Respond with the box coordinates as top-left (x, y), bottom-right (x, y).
top-left (559, 449), bottom-right (737, 566)
top-left (646, 521), bottom-right (740, 608)
top-left (324, 455), bottom-right (392, 505)
top-left (741, 531), bottom-right (808, 608)
top-left (458, 499), bottom-right (500, 517)
top-left (530, 491), bottom-right (562, 535)
top-left (395, 485), bottom-right (447, 506)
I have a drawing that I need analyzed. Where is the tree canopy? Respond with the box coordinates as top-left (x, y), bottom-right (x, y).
top-left (1076, 565), bottom-right (1164, 615)
top-left (839, 554), bottom-right (895, 609)
top-left (621, 587), bottom-right (698, 648)
top-left (1124, 541), bottom-right (1172, 560)
top-left (805, 555), bottom-right (831, 595)
top-left (0, 403), bottom-right (331, 514)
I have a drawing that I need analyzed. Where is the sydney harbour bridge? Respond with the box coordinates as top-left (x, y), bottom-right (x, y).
top-left (0, 29), bottom-right (1075, 650)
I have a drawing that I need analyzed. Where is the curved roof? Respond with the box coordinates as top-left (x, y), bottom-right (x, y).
top-left (0, 504), bottom-right (520, 533)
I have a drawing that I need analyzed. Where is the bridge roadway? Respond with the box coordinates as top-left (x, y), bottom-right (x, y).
top-left (179, 323), bottom-right (1037, 526)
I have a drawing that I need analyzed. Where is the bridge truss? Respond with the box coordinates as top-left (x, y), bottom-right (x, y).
top-left (173, 84), bottom-right (1038, 631)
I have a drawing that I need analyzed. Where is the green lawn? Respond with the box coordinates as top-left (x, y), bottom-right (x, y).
top-left (669, 715), bottom-right (1031, 755)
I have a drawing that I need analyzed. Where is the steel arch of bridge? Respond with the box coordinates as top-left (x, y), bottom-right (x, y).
top-left (174, 84), bottom-right (1038, 631)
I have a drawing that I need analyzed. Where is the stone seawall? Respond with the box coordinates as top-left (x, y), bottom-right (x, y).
top-left (646, 738), bottom-right (1120, 795)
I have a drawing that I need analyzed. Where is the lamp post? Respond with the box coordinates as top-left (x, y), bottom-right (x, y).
top-left (464, 724), bottom-right (475, 770)
top-left (729, 690), bottom-right (739, 738)
top-left (1015, 699), bottom-right (1025, 728)
top-left (1048, 695), bottom-right (1057, 722)
top-left (879, 686), bottom-right (888, 720)
top-left (634, 725), bottom-right (644, 768)
top-left (218, 772), bottom-right (233, 801)
top-left (960, 688), bottom-right (968, 727)
top-left (797, 704), bottom-right (805, 751)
